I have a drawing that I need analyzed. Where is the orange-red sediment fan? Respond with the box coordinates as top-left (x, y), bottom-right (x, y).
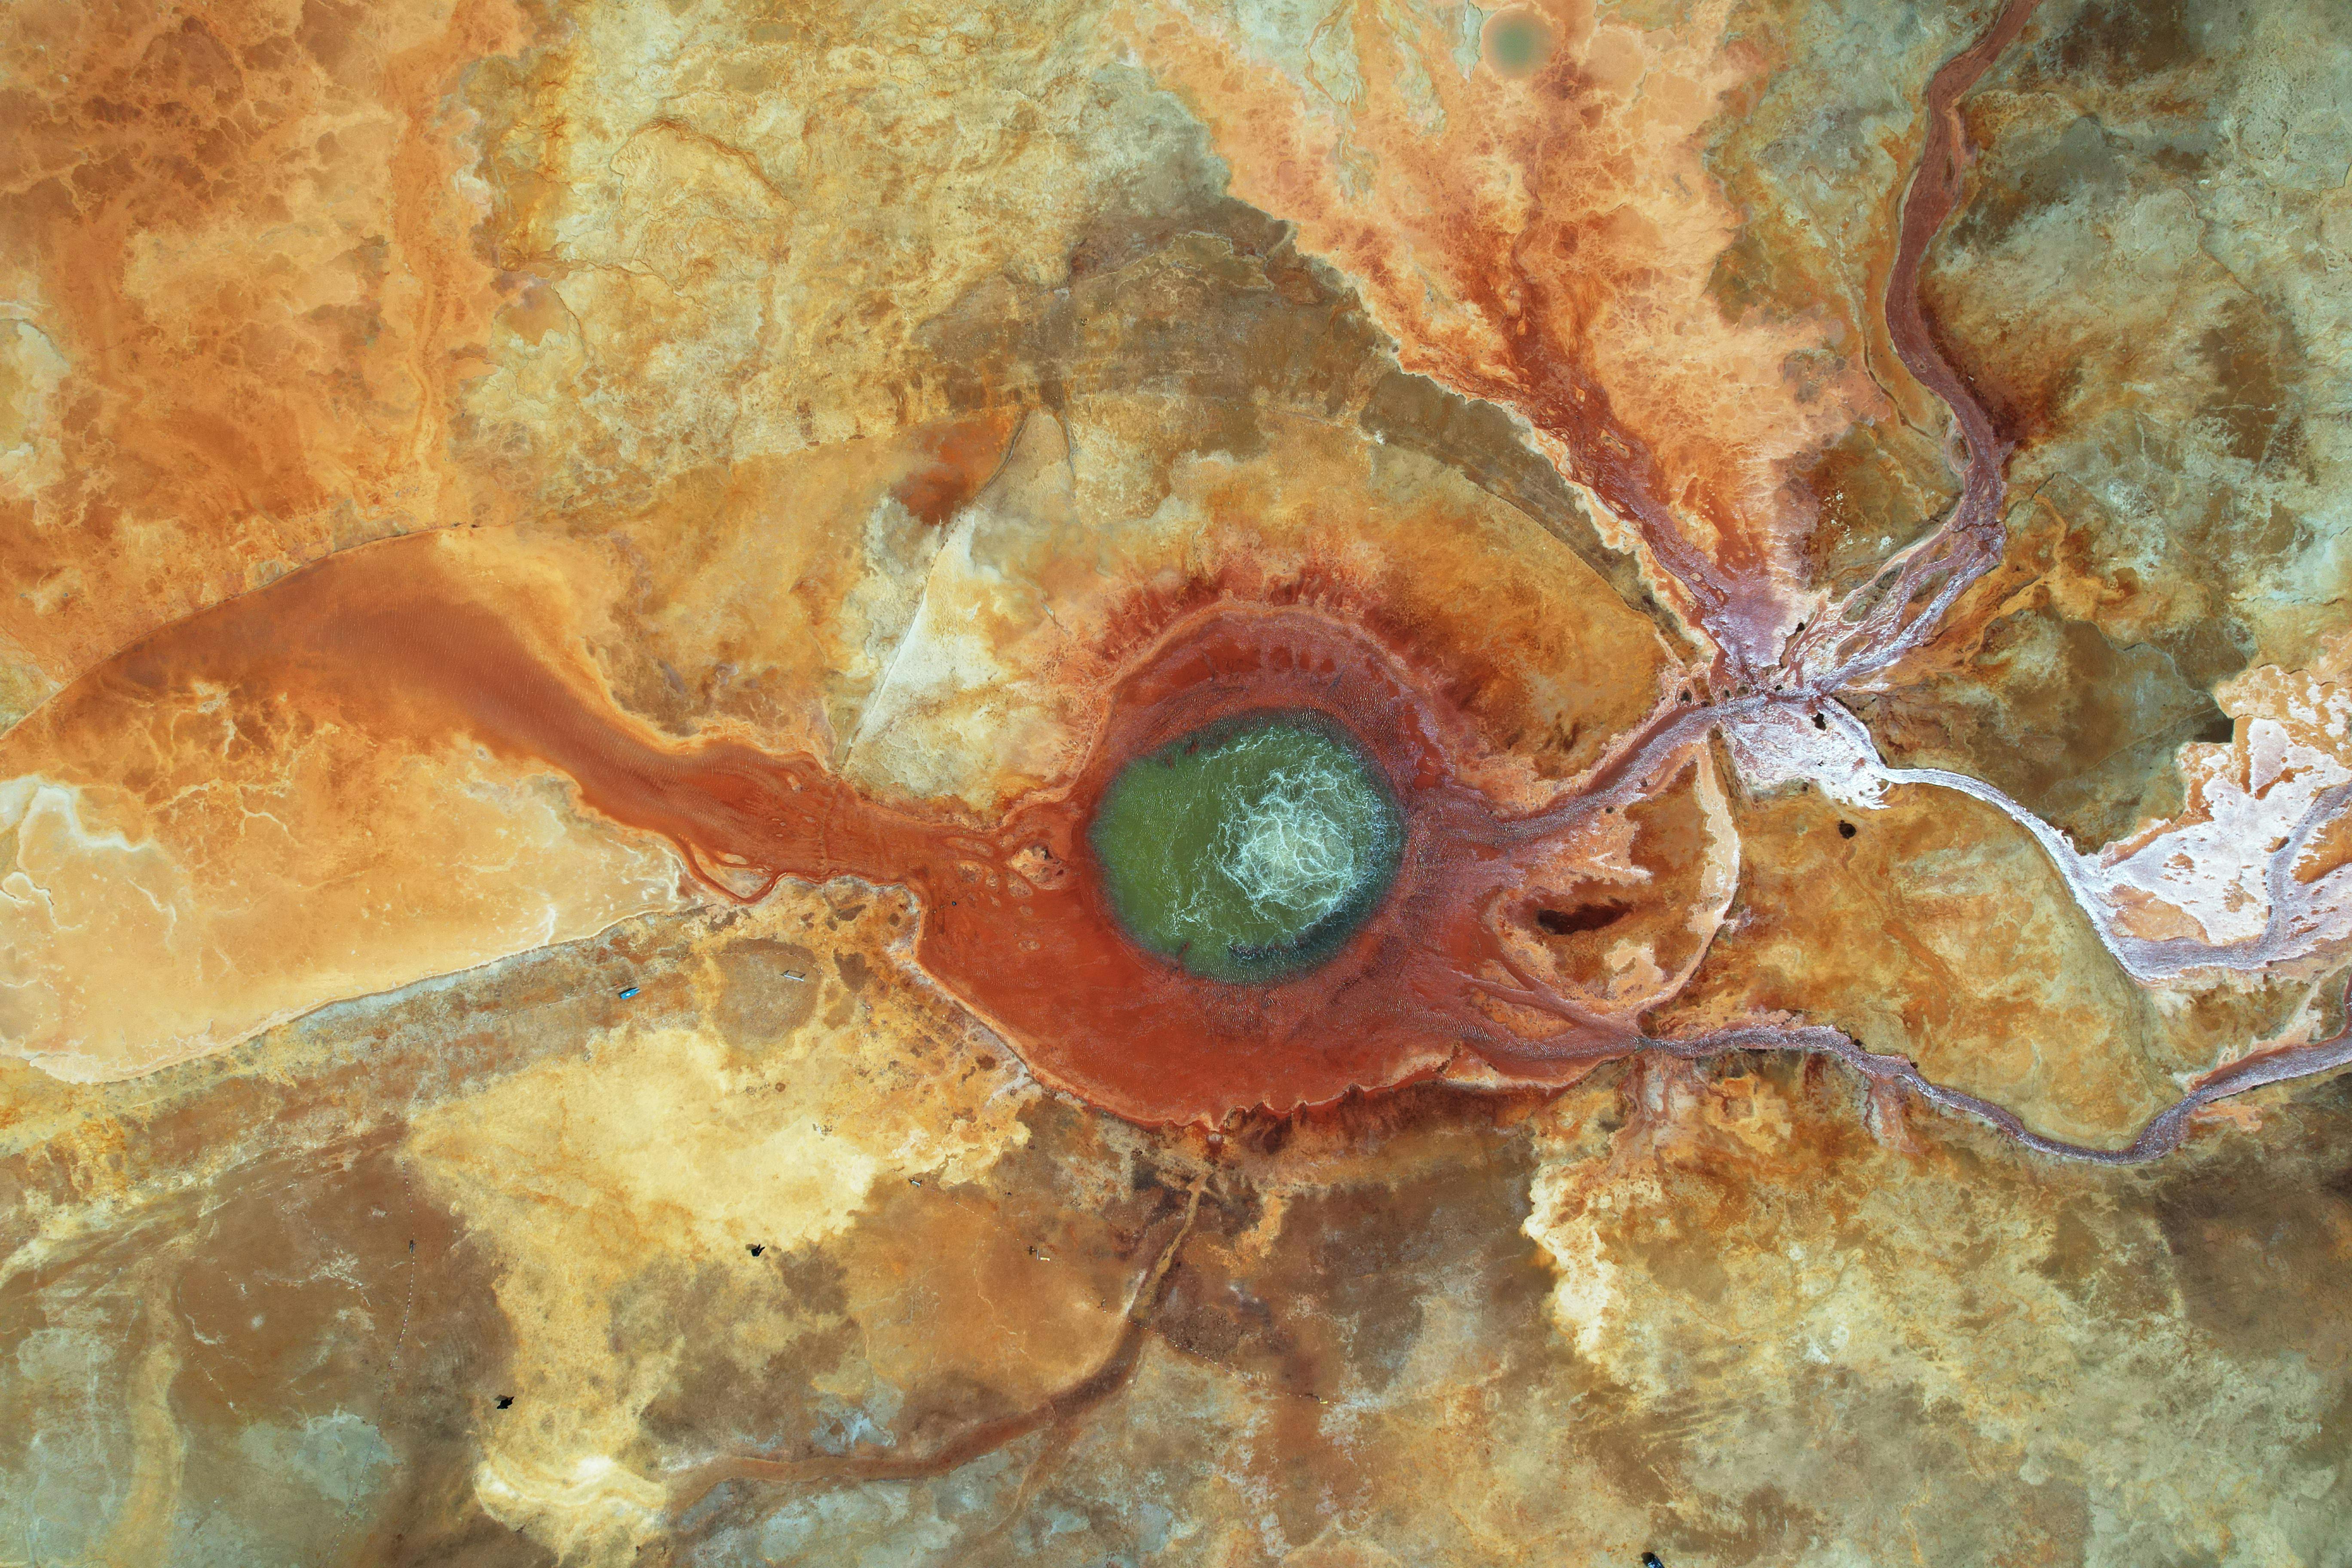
top-left (31, 535), bottom-right (1683, 1124)
top-left (654, 604), bottom-right (1648, 1125)
top-left (929, 606), bottom-right (1612, 1123)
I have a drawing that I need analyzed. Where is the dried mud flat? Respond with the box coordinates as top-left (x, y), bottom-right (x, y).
top-left (6, 0), bottom-right (2352, 1563)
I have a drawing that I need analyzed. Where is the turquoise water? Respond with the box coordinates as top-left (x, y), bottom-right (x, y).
top-left (1087, 713), bottom-right (1405, 983)
top-left (1485, 10), bottom-right (1554, 74)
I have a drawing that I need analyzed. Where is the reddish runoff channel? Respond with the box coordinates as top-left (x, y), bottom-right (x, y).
top-left (39, 540), bottom-right (1635, 1124)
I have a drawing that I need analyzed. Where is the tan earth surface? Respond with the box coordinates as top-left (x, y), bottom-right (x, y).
top-left (6, 0), bottom-right (2352, 1562)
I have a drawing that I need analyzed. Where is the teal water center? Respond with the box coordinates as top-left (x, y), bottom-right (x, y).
top-left (1087, 711), bottom-right (1406, 983)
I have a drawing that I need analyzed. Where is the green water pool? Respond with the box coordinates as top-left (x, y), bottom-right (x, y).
top-left (1485, 9), bottom-right (1554, 74)
top-left (1087, 711), bottom-right (1405, 983)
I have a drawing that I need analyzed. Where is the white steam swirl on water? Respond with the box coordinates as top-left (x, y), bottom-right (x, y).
top-left (1212, 747), bottom-right (1372, 926)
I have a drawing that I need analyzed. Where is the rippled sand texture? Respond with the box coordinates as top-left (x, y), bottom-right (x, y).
top-left (8, 0), bottom-right (2352, 1563)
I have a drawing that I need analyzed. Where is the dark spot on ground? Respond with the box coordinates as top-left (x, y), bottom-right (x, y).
top-left (2052, 0), bottom-right (2202, 83)
top-left (1537, 900), bottom-right (1633, 936)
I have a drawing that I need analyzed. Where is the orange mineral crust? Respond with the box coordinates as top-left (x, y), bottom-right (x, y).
top-left (0, 0), bottom-right (532, 690)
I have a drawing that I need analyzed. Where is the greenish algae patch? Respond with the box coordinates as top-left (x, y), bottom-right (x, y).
top-left (1087, 711), bottom-right (1405, 983)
